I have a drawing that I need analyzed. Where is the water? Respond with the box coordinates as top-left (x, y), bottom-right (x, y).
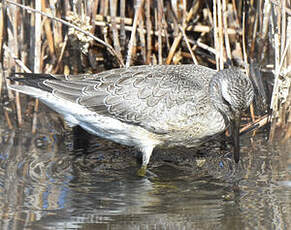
top-left (0, 108), bottom-right (290, 230)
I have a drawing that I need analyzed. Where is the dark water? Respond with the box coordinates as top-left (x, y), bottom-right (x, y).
top-left (0, 109), bottom-right (290, 230)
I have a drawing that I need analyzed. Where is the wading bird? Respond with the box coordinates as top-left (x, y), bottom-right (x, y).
top-left (8, 65), bottom-right (254, 176)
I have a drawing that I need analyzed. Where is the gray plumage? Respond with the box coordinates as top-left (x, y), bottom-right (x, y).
top-left (8, 65), bottom-right (254, 174)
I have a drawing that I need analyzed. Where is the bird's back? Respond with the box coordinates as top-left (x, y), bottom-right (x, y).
top-left (9, 65), bottom-right (226, 147)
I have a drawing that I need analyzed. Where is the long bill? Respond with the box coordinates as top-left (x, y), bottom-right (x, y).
top-left (231, 114), bottom-right (241, 163)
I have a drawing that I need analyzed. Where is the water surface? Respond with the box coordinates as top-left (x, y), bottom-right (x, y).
top-left (0, 108), bottom-right (290, 230)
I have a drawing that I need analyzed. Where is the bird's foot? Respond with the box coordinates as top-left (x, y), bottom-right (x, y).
top-left (137, 165), bottom-right (147, 177)
top-left (136, 165), bottom-right (158, 177)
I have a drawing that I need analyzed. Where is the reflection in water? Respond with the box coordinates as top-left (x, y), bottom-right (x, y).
top-left (0, 109), bottom-right (290, 229)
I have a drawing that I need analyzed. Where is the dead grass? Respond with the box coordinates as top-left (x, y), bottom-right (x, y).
top-left (0, 0), bottom-right (290, 141)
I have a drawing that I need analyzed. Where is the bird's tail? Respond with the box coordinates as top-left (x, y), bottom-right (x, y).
top-left (7, 84), bottom-right (49, 98)
top-left (7, 73), bottom-right (54, 98)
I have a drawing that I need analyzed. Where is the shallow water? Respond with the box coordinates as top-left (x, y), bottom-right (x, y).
top-left (0, 109), bottom-right (290, 230)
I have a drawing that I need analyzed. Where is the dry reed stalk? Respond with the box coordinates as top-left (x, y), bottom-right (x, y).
top-left (241, 1), bottom-right (256, 124)
top-left (279, 39), bottom-right (291, 72)
top-left (260, 0), bottom-right (271, 62)
top-left (93, 19), bottom-right (238, 37)
top-left (138, 12), bottom-right (147, 63)
top-left (0, 2), bottom-right (4, 64)
top-left (8, 1), bottom-right (23, 127)
top-left (100, 0), bottom-right (109, 54)
top-left (19, 6), bottom-right (28, 74)
top-left (249, 5), bottom-right (259, 58)
top-left (30, 0), bottom-right (42, 134)
top-left (166, 1), bottom-right (200, 64)
top-left (14, 80), bottom-right (22, 129)
top-left (41, 0), bottom-right (56, 61)
top-left (100, 0), bottom-right (108, 15)
top-left (90, 0), bottom-right (99, 35)
top-left (34, 0), bottom-right (42, 73)
top-left (179, 26), bottom-right (198, 64)
top-left (193, 25), bottom-right (238, 34)
top-left (222, 0), bottom-right (232, 61)
top-left (279, 12), bottom-right (291, 142)
top-left (5, 0), bottom-right (124, 66)
top-left (109, 0), bottom-right (123, 62)
top-left (95, 14), bottom-right (133, 25)
top-left (119, 0), bottom-right (126, 53)
top-left (0, 69), bottom-right (2, 98)
top-left (229, 0), bottom-right (244, 65)
top-left (53, 35), bottom-right (68, 74)
top-left (269, 4), bottom-right (281, 141)
top-left (3, 44), bottom-right (31, 73)
top-left (217, 0), bottom-right (224, 69)
top-left (281, 0), bottom-right (287, 64)
top-left (4, 109), bottom-right (13, 129)
top-left (213, 0), bottom-right (220, 70)
top-left (231, 0), bottom-right (240, 27)
top-left (240, 114), bottom-right (270, 135)
top-left (269, 0), bottom-right (291, 141)
top-left (157, 0), bottom-right (163, 64)
top-left (166, 34), bottom-right (182, 64)
top-left (53, 4), bottom-right (64, 54)
top-left (145, 0), bottom-right (152, 64)
top-left (241, 1), bottom-right (248, 69)
top-left (32, 98), bottom-right (39, 134)
top-left (126, 0), bottom-right (144, 67)
top-left (190, 37), bottom-right (217, 56)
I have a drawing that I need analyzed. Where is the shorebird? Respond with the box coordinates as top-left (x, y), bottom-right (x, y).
top-left (8, 65), bottom-right (254, 176)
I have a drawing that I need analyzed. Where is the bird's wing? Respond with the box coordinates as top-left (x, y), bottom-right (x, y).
top-left (12, 65), bottom-right (216, 134)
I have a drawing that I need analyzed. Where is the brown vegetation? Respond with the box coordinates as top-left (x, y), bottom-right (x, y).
top-left (0, 0), bottom-right (290, 141)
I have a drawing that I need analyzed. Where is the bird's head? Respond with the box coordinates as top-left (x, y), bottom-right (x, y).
top-left (209, 68), bottom-right (254, 163)
top-left (209, 68), bottom-right (254, 119)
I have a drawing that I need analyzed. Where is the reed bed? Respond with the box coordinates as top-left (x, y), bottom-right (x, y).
top-left (0, 0), bottom-right (290, 141)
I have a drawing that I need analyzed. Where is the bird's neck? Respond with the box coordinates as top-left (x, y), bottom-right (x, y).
top-left (209, 74), bottom-right (233, 122)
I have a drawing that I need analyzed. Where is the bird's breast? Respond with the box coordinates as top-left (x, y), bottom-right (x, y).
top-left (157, 109), bottom-right (227, 148)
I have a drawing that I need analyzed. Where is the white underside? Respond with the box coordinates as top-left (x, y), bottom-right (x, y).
top-left (49, 97), bottom-right (161, 166)
top-left (8, 84), bottom-right (227, 167)
top-left (8, 84), bottom-right (160, 166)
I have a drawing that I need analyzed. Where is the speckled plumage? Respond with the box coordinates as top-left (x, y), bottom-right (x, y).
top-left (8, 65), bottom-right (254, 173)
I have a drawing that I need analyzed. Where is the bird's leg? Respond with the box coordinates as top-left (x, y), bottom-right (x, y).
top-left (137, 145), bottom-right (154, 177)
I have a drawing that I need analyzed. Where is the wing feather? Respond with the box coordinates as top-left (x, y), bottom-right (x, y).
top-left (12, 65), bottom-right (216, 134)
